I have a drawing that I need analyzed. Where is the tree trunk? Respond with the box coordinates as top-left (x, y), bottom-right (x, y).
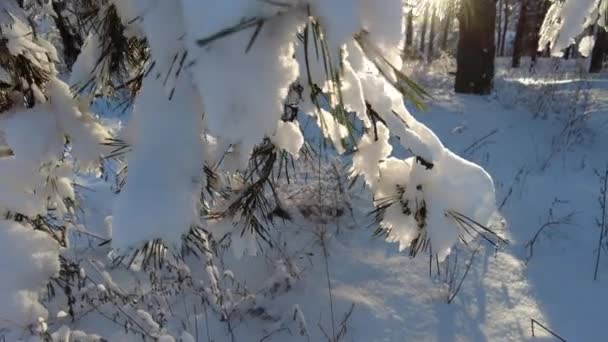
top-left (500, 0), bottom-right (510, 56)
top-left (529, 0), bottom-right (550, 66)
top-left (441, 1), bottom-right (453, 51)
top-left (420, 7), bottom-right (429, 54)
top-left (563, 45), bottom-right (572, 60)
top-left (455, 0), bottom-right (496, 94)
top-left (512, 0), bottom-right (528, 67)
top-left (51, 0), bottom-right (83, 70)
top-left (497, 0), bottom-right (503, 55)
top-left (406, 9), bottom-right (414, 48)
top-left (590, 26), bottom-right (608, 73)
top-left (513, 0), bottom-right (550, 68)
top-left (428, 8), bottom-right (437, 61)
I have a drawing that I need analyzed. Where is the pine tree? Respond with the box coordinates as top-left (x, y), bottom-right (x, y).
top-left (0, 1), bottom-right (508, 338)
top-left (455, 0), bottom-right (497, 94)
top-left (441, 0), bottom-right (455, 51)
top-left (406, 8), bottom-right (415, 49)
top-left (590, 26), bottom-right (608, 73)
top-left (420, 7), bottom-right (430, 54)
top-left (428, 7), bottom-right (437, 61)
top-left (51, 0), bottom-right (83, 69)
top-left (512, 0), bottom-right (550, 68)
top-left (497, 0), bottom-right (503, 54)
top-left (500, 0), bottom-right (510, 56)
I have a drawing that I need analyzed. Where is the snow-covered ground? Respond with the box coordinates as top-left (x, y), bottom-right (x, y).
top-left (51, 58), bottom-right (608, 341)
top-left (406, 57), bottom-right (608, 341)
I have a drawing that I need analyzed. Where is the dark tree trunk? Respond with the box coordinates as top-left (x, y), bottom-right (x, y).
top-left (420, 7), bottom-right (429, 54)
top-left (441, 1), bottom-right (453, 51)
top-left (500, 0), bottom-right (510, 56)
top-left (52, 0), bottom-right (83, 70)
top-left (497, 0), bottom-right (503, 54)
top-left (406, 9), bottom-right (414, 48)
top-left (590, 26), bottom-right (608, 73)
top-left (512, 0), bottom-right (528, 67)
top-left (403, 8), bottom-right (414, 58)
top-left (563, 45), bottom-right (572, 60)
top-left (529, 0), bottom-right (550, 66)
top-left (455, 0), bottom-right (496, 94)
top-left (513, 0), bottom-right (550, 68)
top-left (428, 8), bottom-right (437, 61)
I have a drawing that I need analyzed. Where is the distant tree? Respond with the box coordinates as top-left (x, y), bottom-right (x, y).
top-left (500, 0), bottom-right (510, 56)
top-left (404, 7), bottom-right (415, 56)
top-left (428, 7), bottom-right (437, 61)
top-left (420, 6), bottom-right (429, 54)
top-left (497, 0), bottom-right (503, 53)
top-left (512, 0), bottom-right (527, 67)
top-left (441, 0), bottom-right (455, 51)
top-left (590, 26), bottom-right (608, 73)
top-left (406, 9), bottom-right (414, 46)
top-left (512, 0), bottom-right (549, 68)
top-left (455, 0), bottom-right (497, 94)
top-left (51, 0), bottom-right (83, 69)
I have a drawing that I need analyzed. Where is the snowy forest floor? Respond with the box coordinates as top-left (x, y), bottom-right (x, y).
top-left (397, 57), bottom-right (608, 341)
top-left (69, 57), bottom-right (608, 341)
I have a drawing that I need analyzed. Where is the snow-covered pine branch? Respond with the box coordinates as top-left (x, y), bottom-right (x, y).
top-left (0, 2), bottom-right (110, 337)
top-left (102, 0), bottom-right (502, 261)
top-left (539, 0), bottom-right (608, 56)
top-left (0, 0), bottom-right (506, 338)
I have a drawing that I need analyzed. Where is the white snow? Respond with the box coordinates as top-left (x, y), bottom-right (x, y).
top-left (4, 1), bottom-right (608, 341)
top-left (183, 0), bottom-right (303, 168)
top-left (270, 120), bottom-right (304, 158)
top-left (539, 0), bottom-right (599, 54)
top-left (0, 220), bottom-right (59, 326)
top-left (112, 75), bottom-right (204, 249)
top-left (136, 309), bottom-right (160, 333)
top-left (69, 32), bottom-right (101, 90)
top-left (578, 35), bottom-right (596, 57)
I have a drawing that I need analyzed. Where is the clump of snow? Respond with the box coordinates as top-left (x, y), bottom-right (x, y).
top-left (180, 331), bottom-right (195, 342)
top-left (46, 78), bottom-right (111, 171)
top-left (359, 0), bottom-right (405, 68)
top-left (0, 8), bottom-right (57, 76)
top-left (539, 0), bottom-right (599, 54)
top-left (0, 7), bottom-right (111, 336)
top-left (158, 335), bottom-right (176, 342)
top-left (351, 122), bottom-right (393, 191)
top-left (52, 326), bottom-right (102, 342)
top-left (578, 35), bottom-right (595, 57)
top-left (308, 0), bottom-right (361, 65)
top-left (351, 107), bottom-right (497, 261)
top-left (111, 75), bottom-right (204, 249)
top-left (317, 109), bottom-right (349, 153)
top-left (69, 32), bottom-right (102, 90)
top-left (183, 0), bottom-right (304, 168)
top-left (270, 120), bottom-right (304, 158)
top-left (137, 309), bottom-right (160, 333)
top-left (0, 220), bottom-right (59, 326)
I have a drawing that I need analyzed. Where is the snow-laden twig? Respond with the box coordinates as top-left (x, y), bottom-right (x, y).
top-left (525, 200), bottom-right (578, 263)
top-left (530, 318), bottom-right (567, 341)
top-left (593, 165), bottom-right (608, 280)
